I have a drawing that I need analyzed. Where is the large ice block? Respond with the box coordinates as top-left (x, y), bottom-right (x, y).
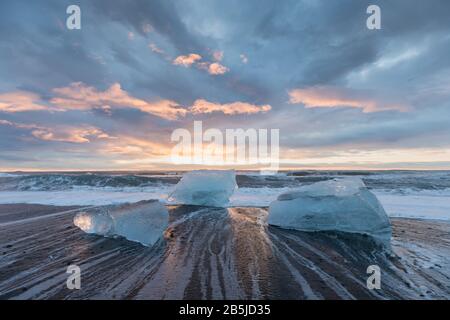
top-left (268, 178), bottom-right (392, 247)
top-left (168, 170), bottom-right (237, 207)
top-left (73, 200), bottom-right (168, 246)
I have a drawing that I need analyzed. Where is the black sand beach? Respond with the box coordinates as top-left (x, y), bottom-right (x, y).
top-left (0, 203), bottom-right (449, 300)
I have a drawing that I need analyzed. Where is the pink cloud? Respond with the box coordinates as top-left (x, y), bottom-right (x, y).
top-left (173, 52), bottom-right (229, 75)
top-left (288, 86), bottom-right (408, 113)
top-left (191, 99), bottom-right (271, 115)
top-left (0, 91), bottom-right (50, 112)
top-left (51, 82), bottom-right (187, 120)
top-left (172, 53), bottom-right (202, 67)
top-left (213, 50), bottom-right (224, 62)
top-left (149, 43), bottom-right (164, 54)
top-left (31, 126), bottom-right (112, 144)
top-left (0, 119), bottom-right (112, 144)
top-left (1, 83), bottom-right (271, 121)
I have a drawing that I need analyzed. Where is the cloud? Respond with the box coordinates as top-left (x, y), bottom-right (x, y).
top-left (149, 43), bottom-right (164, 54)
top-left (173, 53), bottom-right (229, 75)
top-left (288, 86), bottom-right (408, 113)
top-left (173, 53), bottom-right (202, 67)
top-left (0, 119), bottom-right (36, 129)
top-left (213, 50), bottom-right (224, 61)
top-left (31, 127), bottom-right (112, 144)
top-left (197, 61), bottom-right (230, 75)
top-left (0, 119), bottom-right (112, 144)
top-left (1, 82), bottom-right (271, 123)
top-left (0, 91), bottom-right (50, 113)
top-left (100, 135), bottom-right (169, 157)
top-left (142, 23), bottom-right (153, 34)
top-left (51, 82), bottom-right (187, 120)
top-left (207, 62), bottom-right (229, 75)
top-left (89, 0), bottom-right (204, 53)
top-left (191, 99), bottom-right (271, 115)
top-left (3, 0), bottom-right (450, 170)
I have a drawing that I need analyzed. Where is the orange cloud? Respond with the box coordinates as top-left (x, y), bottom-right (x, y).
top-left (197, 61), bottom-right (229, 75)
top-left (100, 135), bottom-right (170, 157)
top-left (207, 62), bottom-right (229, 75)
top-left (0, 91), bottom-right (50, 112)
top-left (1, 84), bottom-right (270, 120)
top-left (173, 53), bottom-right (202, 67)
top-left (51, 82), bottom-right (187, 120)
top-left (288, 86), bottom-right (408, 113)
top-left (191, 99), bottom-right (271, 115)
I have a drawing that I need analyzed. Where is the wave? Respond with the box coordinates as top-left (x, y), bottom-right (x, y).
top-left (0, 173), bottom-right (180, 191)
top-left (1, 170), bottom-right (449, 193)
top-left (288, 170), bottom-right (450, 192)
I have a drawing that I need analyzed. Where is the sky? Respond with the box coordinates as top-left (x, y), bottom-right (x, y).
top-left (1, 0), bottom-right (450, 171)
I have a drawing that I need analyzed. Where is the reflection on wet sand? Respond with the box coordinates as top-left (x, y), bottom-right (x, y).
top-left (0, 204), bottom-right (449, 299)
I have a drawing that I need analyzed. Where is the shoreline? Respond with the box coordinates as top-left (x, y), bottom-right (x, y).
top-left (0, 203), bottom-right (449, 300)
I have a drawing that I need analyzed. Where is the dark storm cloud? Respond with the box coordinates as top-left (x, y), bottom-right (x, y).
top-left (0, 1), bottom-right (109, 91)
top-left (88, 0), bottom-right (205, 54)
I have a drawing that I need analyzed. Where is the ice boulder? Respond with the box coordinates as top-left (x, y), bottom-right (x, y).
top-left (168, 170), bottom-right (237, 207)
top-left (268, 178), bottom-right (392, 247)
top-left (73, 200), bottom-right (168, 246)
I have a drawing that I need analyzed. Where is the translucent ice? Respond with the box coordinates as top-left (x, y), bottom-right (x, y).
top-left (168, 170), bottom-right (237, 207)
top-left (73, 200), bottom-right (168, 246)
top-left (268, 178), bottom-right (392, 247)
top-left (73, 211), bottom-right (113, 236)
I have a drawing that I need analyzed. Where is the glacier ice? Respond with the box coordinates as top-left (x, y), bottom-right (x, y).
top-left (268, 178), bottom-right (392, 247)
top-left (73, 200), bottom-right (168, 246)
top-left (73, 211), bottom-right (114, 236)
top-left (168, 170), bottom-right (237, 207)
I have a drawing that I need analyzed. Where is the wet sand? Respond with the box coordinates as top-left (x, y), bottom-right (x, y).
top-left (0, 202), bottom-right (449, 300)
top-left (0, 204), bottom-right (81, 224)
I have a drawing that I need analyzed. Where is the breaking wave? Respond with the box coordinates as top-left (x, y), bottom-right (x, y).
top-left (0, 173), bottom-right (180, 191)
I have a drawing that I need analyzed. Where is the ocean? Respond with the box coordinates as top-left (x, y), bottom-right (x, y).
top-left (0, 170), bottom-right (449, 221)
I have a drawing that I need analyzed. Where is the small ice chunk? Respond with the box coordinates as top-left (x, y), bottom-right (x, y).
top-left (168, 170), bottom-right (237, 207)
top-left (74, 200), bottom-right (168, 246)
top-left (268, 178), bottom-right (392, 247)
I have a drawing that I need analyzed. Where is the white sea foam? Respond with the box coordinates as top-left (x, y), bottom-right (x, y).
top-left (0, 184), bottom-right (448, 221)
top-left (374, 192), bottom-right (450, 221)
top-left (0, 188), bottom-right (171, 206)
top-left (0, 173), bottom-right (21, 177)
